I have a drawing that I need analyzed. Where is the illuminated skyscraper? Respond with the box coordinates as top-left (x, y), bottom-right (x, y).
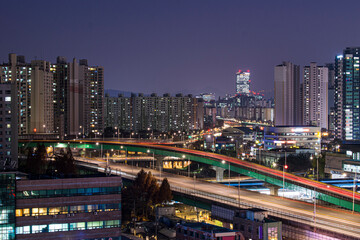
top-left (335, 47), bottom-right (360, 140)
top-left (236, 70), bottom-right (250, 95)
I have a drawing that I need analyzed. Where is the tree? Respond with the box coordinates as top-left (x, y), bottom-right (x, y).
top-left (158, 178), bottom-right (172, 204)
top-left (277, 153), bottom-right (312, 172)
top-left (122, 169), bottom-right (171, 221)
top-left (311, 153), bottom-right (326, 179)
top-left (25, 144), bottom-right (48, 175)
top-left (53, 146), bottom-right (77, 176)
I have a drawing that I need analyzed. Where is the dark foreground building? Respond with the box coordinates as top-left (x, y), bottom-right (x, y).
top-left (0, 173), bottom-right (121, 240)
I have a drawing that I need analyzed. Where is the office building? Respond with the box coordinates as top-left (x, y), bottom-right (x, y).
top-left (335, 47), bottom-right (360, 140)
top-left (302, 63), bottom-right (328, 129)
top-left (0, 173), bottom-right (122, 240)
top-left (105, 93), bottom-right (204, 132)
top-left (175, 221), bottom-right (242, 240)
top-left (274, 62), bottom-right (301, 126)
top-left (235, 70), bottom-right (250, 95)
top-left (263, 126), bottom-right (321, 153)
top-left (211, 205), bottom-right (282, 240)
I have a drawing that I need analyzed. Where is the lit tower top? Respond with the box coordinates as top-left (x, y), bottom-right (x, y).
top-left (236, 69), bottom-right (250, 95)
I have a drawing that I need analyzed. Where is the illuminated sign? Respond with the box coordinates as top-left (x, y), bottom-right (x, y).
top-left (291, 128), bottom-right (310, 132)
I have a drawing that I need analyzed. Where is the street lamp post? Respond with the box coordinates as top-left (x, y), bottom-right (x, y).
top-left (283, 164), bottom-right (288, 198)
top-left (228, 163), bottom-right (231, 187)
top-left (238, 175), bottom-right (241, 209)
top-left (353, 170), bottom-right (358, 213)
top-left (313, 187), bottom-right (317, 233)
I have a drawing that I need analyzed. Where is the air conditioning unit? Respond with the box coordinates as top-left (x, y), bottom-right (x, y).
top-left (53, 215), bottom-right (57, 218)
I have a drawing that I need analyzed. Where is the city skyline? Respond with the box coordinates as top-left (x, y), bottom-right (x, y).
top-left (2, 1), bottom-right (360, 97)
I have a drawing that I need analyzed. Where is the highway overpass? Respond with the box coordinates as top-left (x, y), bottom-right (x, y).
top-left (19, 139), bottom-right (360, 213)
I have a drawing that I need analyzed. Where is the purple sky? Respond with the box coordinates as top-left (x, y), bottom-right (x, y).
top-left (1, 0), bottom-right (360, 98)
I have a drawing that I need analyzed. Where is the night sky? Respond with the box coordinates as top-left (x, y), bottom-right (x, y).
top-left (1, 0), bottom-right (360, 98)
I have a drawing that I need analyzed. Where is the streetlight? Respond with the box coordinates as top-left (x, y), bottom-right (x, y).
top-left (147, 149), bottom-right (155, 169)
top-left (237, 174), bottom-right (241, 209)
top-left (283, 164), bottom-right (288, 198)
top-left (115, 127), bottom-right (119, 141)
top-left (353, 170), bottom-right (358, 213)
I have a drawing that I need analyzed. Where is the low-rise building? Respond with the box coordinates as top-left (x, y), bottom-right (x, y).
top-left (0, 173), bottom-right (122, 240)
top-left (211, 205), bottom-right (282, 240)
top-left (176, 221), bottom-right (243, 240)
top-left (264, 126), bottom-right (321, 153)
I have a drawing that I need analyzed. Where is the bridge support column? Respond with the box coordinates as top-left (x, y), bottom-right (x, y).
top-left (264, 183), bottom-right (280, 196)
top-left (211, 166), bottom-right (225, 182)
top-left (156, 156), bottom-right (165, 175)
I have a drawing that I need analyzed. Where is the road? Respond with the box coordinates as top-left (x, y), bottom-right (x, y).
top-left (76, 157), bottom-right (360, 239)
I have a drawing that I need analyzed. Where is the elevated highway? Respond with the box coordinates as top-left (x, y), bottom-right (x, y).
top-left (75, 157), bottom-right (360, 239)
top-left (19, 139), bottom-right (360, 212)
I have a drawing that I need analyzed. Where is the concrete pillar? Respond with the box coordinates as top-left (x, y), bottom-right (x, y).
top-left (211, 166), bottom-right (226, 182)
top-left (156, 156), bottom-right (165, 171)
top-left (264, 183), bottom-right (280, 196)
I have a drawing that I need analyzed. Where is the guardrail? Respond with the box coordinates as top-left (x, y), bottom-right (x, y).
top-left (171, 186), bottom-right (360, 237)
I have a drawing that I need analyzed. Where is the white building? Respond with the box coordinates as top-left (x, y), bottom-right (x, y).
top-left (236, 70), bottom-right (250, 95)
top-left (303, 63), bottom-right (328, 129)
top-left (264, 126), bottom-right (321, 153)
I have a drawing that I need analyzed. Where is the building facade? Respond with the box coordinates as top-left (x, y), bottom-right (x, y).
top-left (334, 55), bottom-right (344, 139)
top-left (263, 126), bottom-right (321, 153)
top-left (0, 173), bottom-right (122, 240)
top-left (274, 62), bottom-right (301, 126)
top-left (236, 70), bottom-right (250, 95)
top-left (302, 63), bottom-right (328, 129)
top-left (105, 93), bottom-right (204, 132)
top-left (0, 54), bottom-right (104, 138)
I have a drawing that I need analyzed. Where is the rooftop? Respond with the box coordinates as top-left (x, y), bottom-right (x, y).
top-left (179, 222), bottom-right (235, 233)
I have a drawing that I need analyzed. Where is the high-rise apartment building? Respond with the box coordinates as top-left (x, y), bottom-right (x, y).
top-left (0, 54), bottom-right (32, 135)
top-left (334, 55), bottom-right (344, 139)
top-left (236, 70), bottom-right (250, 95)
top-left (274, 62), bottom-right (301, 126)
top-left (302, 63), bottom-right (328, 129)
top-left (51, 57), bottom-right (81, 138)
top-left (0, 84), bottom-right (18, 170)
top-left (326, 63), bottom-right (336, 133)
top-left (335, 47), bottom-right (360, 140)
top-left (79, 60), bottom-right (104, 136)
top-left (30, 60), bottom-right (54, 134)
top-left (1, 54), bottom-right (104, 138)
top-left (105, 93), bottom-right (204, 132)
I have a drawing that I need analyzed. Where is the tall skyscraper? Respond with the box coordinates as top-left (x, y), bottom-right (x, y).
top-left (302, 63), bottom-right (328, 129)
top-left (274, 62), bottom-right (301, 126)
top-left (335, 47), bottom-right (360, 140)
top-left (236, 70), bottom-right (250, 95)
